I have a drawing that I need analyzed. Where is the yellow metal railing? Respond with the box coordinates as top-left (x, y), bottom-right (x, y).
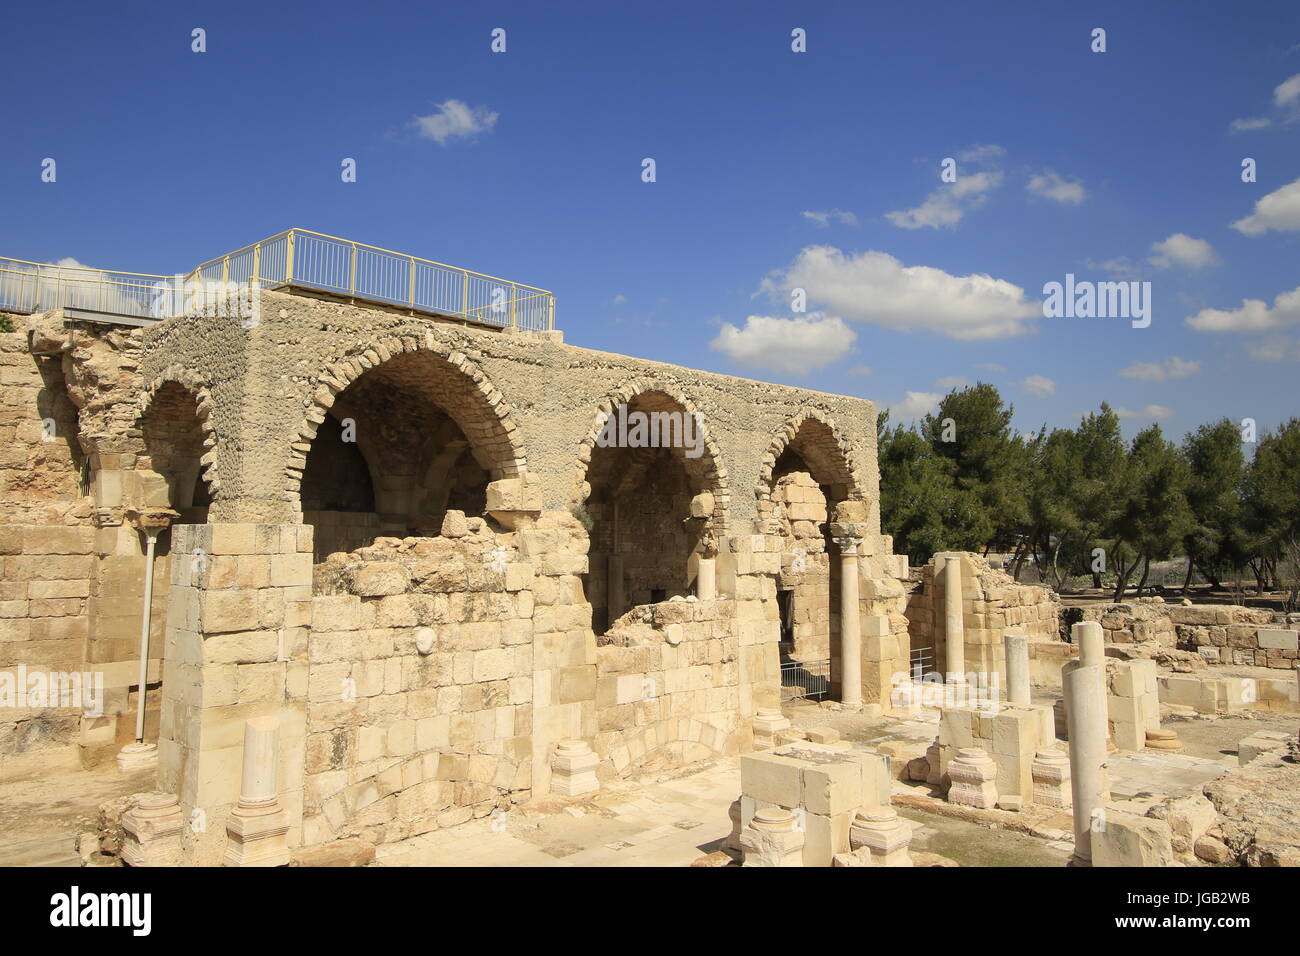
top-left (1, 228), bottom-right (556, 331)
top-left (0, 257), bottom-right (173, 319)
top-left (187, 228), bottom-right (555, 331)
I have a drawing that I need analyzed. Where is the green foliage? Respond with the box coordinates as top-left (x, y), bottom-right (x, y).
top-left (876, 386), bottom-right (1299, 599)
top-left (0, 313), bottom-right (15, 333)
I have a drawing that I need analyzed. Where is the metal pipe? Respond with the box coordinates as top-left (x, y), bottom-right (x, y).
top-left (133, 528), bottom-right (160, 744)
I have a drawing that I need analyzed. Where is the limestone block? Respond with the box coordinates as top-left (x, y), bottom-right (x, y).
top-left (1147, 793), bottom-right (1217, 856)
top-left (741, 750), bottom-right (804, 807)
top-left (1237, 731), bottom-right (1290, 765)
top-left (1092, 812), bottom-right (1175, 868)
top-left (1256, 628), bottom-right (1299, 651)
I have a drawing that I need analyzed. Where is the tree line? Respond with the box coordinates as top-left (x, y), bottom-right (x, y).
top-left (877, 383), bottom-right (1300, 603)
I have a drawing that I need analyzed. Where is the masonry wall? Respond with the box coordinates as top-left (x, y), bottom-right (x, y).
top-left (302, 524), bottom-right (534, 846)
top-left (907, 551), bottom-right (1061, 680)
top-left (1077, 599), bottom-right (1293, 668)
top-left (0, 330), bottom-right (102, 774)
top-left (595, 599), bottom-right (743, 780)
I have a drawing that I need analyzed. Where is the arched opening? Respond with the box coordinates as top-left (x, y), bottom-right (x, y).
top-left (580, 391), bottom-right (721, 636)
top-left (139, 381), bottom-right (212, 526)
top-left (299, 349), bottom-right (513, 559)
top-left (133, 380), bottom-right (213, 758)
top-left (760, 414), bottom-right (861, 703)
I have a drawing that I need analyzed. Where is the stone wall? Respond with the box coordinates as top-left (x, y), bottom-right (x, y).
top-left (595, 599), bottom-right (743, 780)
top-left (906, 552), bottom-right (1060, 679)
top-left (302, 522), bottom-right (534, 847)
top-left (1077, 599), bottom-right (1293, 668)
top-left (771, 471), bottom-right (832, 662)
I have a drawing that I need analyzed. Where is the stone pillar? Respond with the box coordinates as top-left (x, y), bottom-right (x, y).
top-left (1063, 660), bottom-right (1107, 866)
top-left (224, 717), bottom-right (290, 867)
top-left (120, 792), bottom-right (185, 866)
top-left (1031, 749), bottom-right (1071, 808)
top-left (1004, 630), bottom-right (1030, 706)
top-left (753, 707), bottom-right (791, 750)
top-left (727, 798), bottom-right (743, 852)
top-left (943, 556), bottom-right (966, 682)
top-left (837, 536), bottom-right (863, 707)
top-left (160, 523), bottom-right (311, 866)
top-left (696, 556), bottom-right (716, 600)
top-left (550, 739), bottom-right (599, 796)
top-left (947, 747), bottom-right (998, 808)
top-left (848, 807), bottom-right (913, 866)
top-left (740, 807), bottom-right (805, 867)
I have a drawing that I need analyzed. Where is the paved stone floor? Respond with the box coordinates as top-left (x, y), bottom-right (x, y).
top-left (376, 763), bottom-right (740, 866)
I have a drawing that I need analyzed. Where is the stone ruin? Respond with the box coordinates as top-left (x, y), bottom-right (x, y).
top-left (1, 288), bottom-right (914, 864)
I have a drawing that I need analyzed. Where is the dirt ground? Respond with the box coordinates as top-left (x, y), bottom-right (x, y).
top-left (0, 762), bottom-right (152, 866)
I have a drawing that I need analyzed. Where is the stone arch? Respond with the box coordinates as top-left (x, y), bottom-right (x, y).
top-left (570, 378), bottom-right (730, 529)
top-left (755, 408), bottom-right (863, 521)
top-left (136, 367), bottom-right (220, 505)
top-left (287, 334), bottom-right (526, 508)
top-left (601, 717), bottom-right (734, 781)
top-left (289, 336), bottom-right (527, 552)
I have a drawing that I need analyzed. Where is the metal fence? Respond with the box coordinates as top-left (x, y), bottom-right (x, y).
top-left (186, 229), bottom-right (555, 331)
top-left (910, 645), bottom-right (937, 681)
top-left (1, 228), bottom-right (556, 331)
top-left (780, 658), bottom-right (831, 702)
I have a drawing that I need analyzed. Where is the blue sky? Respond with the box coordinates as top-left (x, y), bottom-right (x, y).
top-left (4, 0), bottom-right (1299, 442)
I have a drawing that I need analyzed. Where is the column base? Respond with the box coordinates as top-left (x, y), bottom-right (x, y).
top-left (116, 741), bottom-right (158, 773)
top-left (224, 803), bottom-right (291, 867)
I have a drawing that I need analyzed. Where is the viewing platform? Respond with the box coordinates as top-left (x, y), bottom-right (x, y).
top-left (0, 227), bottom-right (556, 331)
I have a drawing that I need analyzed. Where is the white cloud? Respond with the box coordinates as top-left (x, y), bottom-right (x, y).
top-left (1231, 176), bottom-right (1300, 235)
top-left (1115, 405), bottom-right (1175, 420)
top-left (1026, 170), bottom-right (1085, 205)
top-left (888, 391), bottom-right (942, 423)
top-left (1085, 256), bottom-right (1140, 278)
top-left (802, 209), bottom-right (857, 227)
top-left (1023, 374), bottom-right (1056, 397)
top-left (1274, 72), bottom-right (1300, 108)
top-left (1186, 285), bottom-right (1300, 332)
top-left (412, 99), bottom-right (499, 145)
top-left (1229, 116), bottom-right (1272, 133)
top-left (1118, 356), bottom-right (1201, 382)
top-left (934, 376), bottom-right (969, 390)
top-left (1246, 337), bottom-right (1296, 361)
top-left (612, 294), bottom-right (626, 304)
top-left (1147, 233), bottom-right (1218, 270)
top-left (846, 364), bottom-right (874, 376)
top-left (886, 171), bottom-right (1002, 230)
top-left (958, 144), bottom-right (1006, 162)
top-left (762, 246), bottom-right (1039, 341)
top-left (709, 313), bottom-right (856, 375)
top-left (975, 362), bottom-right (1006, 373)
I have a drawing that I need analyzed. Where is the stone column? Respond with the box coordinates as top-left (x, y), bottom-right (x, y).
top-left (1031, 749), bottom-right (1071, 809)
top-left (848, 807), bottom-right (913, 867)
top-left (224, 716), bottom-right (290, 867)
top-left (120, 792), bottom-right (185, 866)
top-left (696, 557), bottom-right (717, 600)
top-left (550, 740), bottom-right (599, 796)
top-left (753, 707), bottom-right (791, 750)
top-left (947, 747), bottom-right (998, 809)
top-left (1063, 659), bottom-right (1107, 866)
top-left (740, 807), bottom-right (804, 867)
top-left (836, 536), bottom-right (863, 707)
top-left (1004, 630), bottom-right (1030, 706)
top-left (1075, 620), bottom-right (1113, 751)
top-left (943, 556), bottom-right (966, 682)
